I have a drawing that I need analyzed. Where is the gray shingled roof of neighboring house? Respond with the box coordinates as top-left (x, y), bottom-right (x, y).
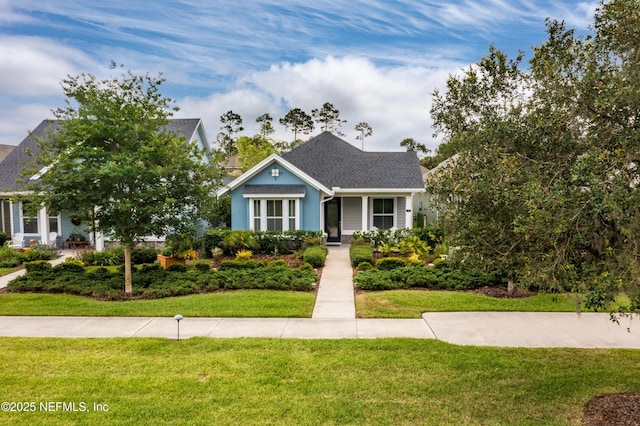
top-left (0, 118), bottom-right (204, 193)
top-left (282, 131), bottom-right (424, 189)
top-left (0, 144), bottom-right (14, 163)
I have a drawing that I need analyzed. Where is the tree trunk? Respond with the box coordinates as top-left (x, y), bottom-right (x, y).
top-left (124, 245), bottom-right (133, 295)
top-left (507, 279), bottom-right (515, 294)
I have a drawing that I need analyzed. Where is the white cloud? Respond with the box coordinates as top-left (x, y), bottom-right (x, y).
top-left (176, 56), bottom-right (460, 152)
top-left (0, 36), bottom-right (98, 96)
top-left (0, 0), bottom-right (34, 24)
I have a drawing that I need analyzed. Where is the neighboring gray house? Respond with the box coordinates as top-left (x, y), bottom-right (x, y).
top-left (0, 144), bottom-right (14, 163)
top-left (217, 132), bottom-right (425, 244)
top-left (0, 118), bottom-right (211, 248)
top-left (413, 154), bottom-right (459, 225)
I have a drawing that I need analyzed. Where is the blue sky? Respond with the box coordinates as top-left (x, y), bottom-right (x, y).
top-left (0, 0), bottom-right (597, 151)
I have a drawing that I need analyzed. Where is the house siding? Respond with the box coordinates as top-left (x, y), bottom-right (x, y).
top-left (342, 197), bottom-right (362, 231)
top-left (397, 197), bottom-right (406, 228)
top-left (230, 161), bottom-right (321, 231)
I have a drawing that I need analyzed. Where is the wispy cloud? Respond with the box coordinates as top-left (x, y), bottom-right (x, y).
top-left (0, 0), bottom-right (599, 148)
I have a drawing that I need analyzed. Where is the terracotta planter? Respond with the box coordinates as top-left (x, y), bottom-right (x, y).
top-left (157, 254), bottom-right (186, 269)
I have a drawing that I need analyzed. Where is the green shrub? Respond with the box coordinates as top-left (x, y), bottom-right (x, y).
top-left (24, 261), bottom-right (53, 273)
top-left (377, 257), bottom-right (407, 270)
top-left (203, 228), bottom-right (232, 257)
top-left (350, 244), bottom-right (374, 267)
top-left (268, 259), bottom-right (289, 269)
top-left (357, 261), bottom-right (373, 271)
top-left (303, 245), bottom-right (328, 268)
top-left (53, 261), bottom-right (86, 273)
top-left (0, 257), bottom-right (21, 268)
top-left (20, 245), bottom-right (58, 262)
top-left (81, 247), bottom-right (123, 266)
top-left (0, 243), bottom-right (21, 260)
top-left (235, 249), bottom-right (253, 261)
top-left (0, 232), bottom-right (7, 247)
top-left (192, 260), bottom-right (211, 272)
top-left (221, 230), bottom-right (259, 255)
top-left (166, 263), bottom-right (187, 273)
top-left (353, 263), bottom-right (502, 291)
top-left (353, 270), bottom-right (410, 291)
top-left (131, 246), bottom-right (159, 264)
top-left (219, 259), bottom-right (265, 270)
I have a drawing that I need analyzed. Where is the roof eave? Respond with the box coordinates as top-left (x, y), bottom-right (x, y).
top-left (216, 154), bottom-right (333, 197)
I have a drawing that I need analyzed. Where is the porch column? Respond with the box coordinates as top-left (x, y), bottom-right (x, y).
top-left (405, 195), bottom-right (413, 229)
top-left (94, 231), bottom-right (105, 251)
top-left (38, 207), bottom-right (49, 245)
top-left (361, 196), bottom-right (368, 231)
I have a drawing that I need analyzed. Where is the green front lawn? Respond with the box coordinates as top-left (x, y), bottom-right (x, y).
top-left (0, 267), bottom-right (20, 276)
top-left (0, 291), bottom-right (315, 317)
top-left (356, 289), bottom-right (582, 318)
top-left (0, 338), bottom-right (638, 425)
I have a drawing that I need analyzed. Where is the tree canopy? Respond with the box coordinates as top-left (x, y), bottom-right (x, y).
top-left (311, 102), bottom-right (346, 136)
top-left (279, 108), bottom-right (314, 144)
top-left (354, 122), bottom-right (373, 150)
top-left (427, 0), bottom-right (640, 312)
top-left (24, 67), bottom-right (219, 294)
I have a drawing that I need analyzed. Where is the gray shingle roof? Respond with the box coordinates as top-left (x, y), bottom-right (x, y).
top-left (0, 118), bottom-right (204, 193)
top-left (282, 131), bottom-right (424, 189)
top-left (0, 144), bottom-right (14, 162)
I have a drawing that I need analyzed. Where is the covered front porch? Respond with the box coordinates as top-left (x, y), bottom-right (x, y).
top-left (321, 192), bottom-right (415, 244)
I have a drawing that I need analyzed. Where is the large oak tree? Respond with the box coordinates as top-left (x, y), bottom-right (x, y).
top-left (428, 0), bottom-right (640, 312)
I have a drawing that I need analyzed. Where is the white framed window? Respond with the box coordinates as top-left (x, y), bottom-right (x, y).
top-left (250, 199), bottom-right (299, 232)
top-left (288, 200), bottom-right (296, 230)
top-left (20, 202), bottom-right (61, 235)
top-left (266, 200), bottom-right (283, 231)
top-left (372, 198), bottom-right (395, 230)
top-left (253, 200), bottom-right (261, 231)
top-left (21, 202), bottom-right (38, 234)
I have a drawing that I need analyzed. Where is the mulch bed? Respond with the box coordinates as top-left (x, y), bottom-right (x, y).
top-left (583, 393), bottom-right (640, 425)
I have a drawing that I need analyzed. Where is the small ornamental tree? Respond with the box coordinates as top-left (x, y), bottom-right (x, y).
top-left (24, 67), bottom-right (219, 295)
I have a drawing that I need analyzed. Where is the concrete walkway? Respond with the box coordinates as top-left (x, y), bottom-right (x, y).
top-left (0, 247), bottom-right (639, 347)
top-left (312, 245), bottom-right (355, 319)
top-left (0, 249), bottom-right (73, 289)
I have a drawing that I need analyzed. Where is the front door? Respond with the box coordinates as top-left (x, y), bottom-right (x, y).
top-left (325, 198), bottom-right (341, 243)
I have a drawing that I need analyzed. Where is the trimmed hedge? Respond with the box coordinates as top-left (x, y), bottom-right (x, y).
top-left (7, 261), bottom-right (319, 299)
top-left (354, 263), bottom-right (501, 291)
top-left (203, 229), bottom-right (323, 257)
top-left (350, 244), bottom-right (374, 267)
top-left (303, 246), bottom-right (328, 268)
top-left (376, 257), bottom-right (406, 270)
top-left (219, 259), bottom-right (266, 270)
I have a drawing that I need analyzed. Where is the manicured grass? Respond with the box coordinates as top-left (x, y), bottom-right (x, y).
top-left (0, 338), bottom-right (638, 425)
top-left (0, 291), bottom-right (316, 317)
top-left (356, 289), bottom-right (582, 318)
top-left (0, 267), bottom-right (20, 276)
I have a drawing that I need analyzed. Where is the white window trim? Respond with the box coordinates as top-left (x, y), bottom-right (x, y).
top-left (249, 198), bottom-right (299, 231)
top-left (20, 202), bottom-right (39, 235)
top-left (371, 197), bottom-right (396, 230)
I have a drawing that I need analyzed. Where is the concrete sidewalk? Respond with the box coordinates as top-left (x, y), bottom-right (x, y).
top-left (0, 247), bottom-right (639, 347)
top-left (0, 313), bottom-right (638, 347)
